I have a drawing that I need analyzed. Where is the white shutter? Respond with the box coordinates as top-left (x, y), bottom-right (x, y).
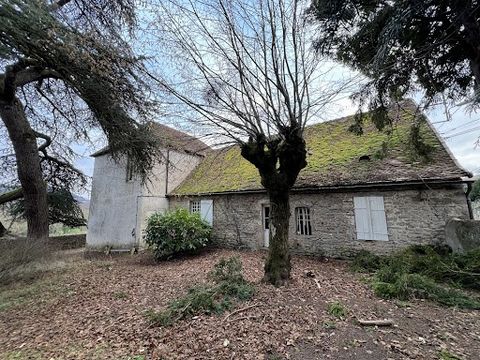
top-left (369, 197), bottom-right (389, 241)
top-left (354, 197), bottom-right (371, 240)
top-left (200, 199), bottom-right (213, 225)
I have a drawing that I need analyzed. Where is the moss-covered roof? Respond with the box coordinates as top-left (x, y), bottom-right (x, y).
top-left (172, 106), bottom-right (470, 195)
top-left (91, 122), bottom-right (210, 157)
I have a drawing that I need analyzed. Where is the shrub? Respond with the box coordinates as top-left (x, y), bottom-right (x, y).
top-left (143, 208), bottom-right (212, 260)
top-left (349, 250), bottom-right (385, 272)
top-left (470, 179), bottom-right (480, 202)
top-left (373, 272), bottom-right (480, 309)
top-left (351, 245), bottom-right (480, 309)
top-left (327, 301), bottom-right (347, 319)
top-left (145, 256), bottom-right (254, 326)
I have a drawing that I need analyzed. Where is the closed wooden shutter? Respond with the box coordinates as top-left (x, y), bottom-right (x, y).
top-left (369, 196), bottom-right (388, 241)
top-left (354, 196), bottom-right (388, 241)
top-left (200, 199), bottom-right (213, 225)
top-left (354, 197), bottom-right (371, 240)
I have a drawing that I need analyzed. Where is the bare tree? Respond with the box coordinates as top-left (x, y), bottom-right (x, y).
top-left (148, 0), bottom-right (348, 285)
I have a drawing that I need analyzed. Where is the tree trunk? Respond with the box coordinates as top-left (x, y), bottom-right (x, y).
top-left (0, 97), bottom-right (49, 241)
top-left (0, 220), bottom-right (6, 237)
top-left (264, 189), bottom-right (291, 286)
top-left (241, 127), bottom-right (307, 286)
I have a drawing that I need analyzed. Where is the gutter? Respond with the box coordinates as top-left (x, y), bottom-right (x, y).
top-left (465, 182), bottom-right (474, 220)
top-left (168, 178), bottom-right (472, 197)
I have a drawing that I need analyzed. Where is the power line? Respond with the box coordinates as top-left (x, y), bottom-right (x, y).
top-left (440, 118), bottom-right (480, 134)
top-left (444, 125), bottom-right (480, 139)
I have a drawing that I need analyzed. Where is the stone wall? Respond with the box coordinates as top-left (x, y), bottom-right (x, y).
top-left (169, 186), bottom-right (470, 257)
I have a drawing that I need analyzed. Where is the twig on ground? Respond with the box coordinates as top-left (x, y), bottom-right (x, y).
top-left (357, 318), bottom-right (394, 326)
top-left (227, 315), bottom-right (259, 323)
top-left (223, 303), bottom-right (260, 322)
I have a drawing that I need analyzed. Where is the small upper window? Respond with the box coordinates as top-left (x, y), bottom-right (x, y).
top-left (190, 200), bottom-right (201, 214)
top-left (126, 157), bottom-right (134, 182)
top-left (295, 207), bottom-right (312, 235)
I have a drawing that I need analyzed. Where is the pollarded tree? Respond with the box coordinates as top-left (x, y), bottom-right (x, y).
top-left (0, 0), bottom-right (160, 242)
top-left (310, 0), bottom-right (480, 128)
top-left (149, 0), bottom-right (347, 285)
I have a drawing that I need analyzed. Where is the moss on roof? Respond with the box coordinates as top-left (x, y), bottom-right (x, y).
top-left (172, 108), bottom-right (467, 195)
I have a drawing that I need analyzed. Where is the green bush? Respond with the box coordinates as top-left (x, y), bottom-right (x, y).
top-left (143, 208), bottom-right (212, 260)
top-left (470, 179), bottom-right (480, 202)
top-left (349, 250), bottom-right (385, 272)
top-left (373, 273), bottom-right (480, 309)
top-left (327, 301), bottom-right (347, 319)
top-left (351, 245), bottom-right (480, 309)
top-left (145, 257), bottom-right (255, 326)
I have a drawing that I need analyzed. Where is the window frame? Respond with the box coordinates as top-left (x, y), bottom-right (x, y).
top-left (295, 207), bottom-right (312, 236)
top-left (189, 200), bottom-right (201, 214)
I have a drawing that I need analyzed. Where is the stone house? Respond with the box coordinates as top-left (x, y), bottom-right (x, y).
top-left (87, 105), bottom-right (473, 256)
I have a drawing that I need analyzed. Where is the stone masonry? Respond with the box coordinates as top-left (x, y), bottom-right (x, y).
top-left (169, 185), bottom-right (470, 257)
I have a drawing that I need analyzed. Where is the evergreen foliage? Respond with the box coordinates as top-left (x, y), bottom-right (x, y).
top-left (310, 0), bottom-right (480, 125)
top-left (8, 189), bottom-right (85, 228)
top-left (0, 0), bottom-right (160, 240)
top-left (350, 245), bottom-right (480, 308)
top-left (145, 257), bottom-right (254, 326)
top-left (327, 301), bottom-right (347, 319)
top-left (144, 208), bottom-right (212, 261)
top-left (470, 179), bottom-right (480, 202)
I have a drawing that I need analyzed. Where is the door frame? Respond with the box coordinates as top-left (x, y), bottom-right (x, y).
top-left (262, 204), bottom-right (270, 247)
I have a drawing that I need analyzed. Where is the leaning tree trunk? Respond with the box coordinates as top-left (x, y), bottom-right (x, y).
top-left (0, 97), bottom-right (49, 241)
top-left (264, 188), bottom-right (291, 285)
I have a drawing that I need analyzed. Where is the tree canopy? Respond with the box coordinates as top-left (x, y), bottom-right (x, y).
top-left (310, 0), bottom-right (480, 122)
top-left (0, 0), bottom-right (161, 240)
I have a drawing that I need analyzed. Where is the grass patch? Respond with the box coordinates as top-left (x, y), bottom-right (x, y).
top-left (327, 301), bottom-right (347, 319)
top-left (0, 276), bottom-right (71, 312)
top-left (3, 350), bottom-right (43, 360)
top-left (322, 320), bottom-right (337, 329)
top-left (145, 257), bottom-right (254, 326)
top-left (113, 291), bottom-right (128, 300)
top-left (350, 246), bottom-right (480, 309)
top-left (439, 349), bottom-right (463, 360)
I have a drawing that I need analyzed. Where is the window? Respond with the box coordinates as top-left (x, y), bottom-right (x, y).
top-left (353, 196), bottom-right (388, 241)
top-left (126, 157), bottom-right (134, 182)
top-left (189, 199), bottom-right (214, 226)
top-left (295, 207), bottom-right (312, 235)
top-left (189, 200), bottom-right (201, 214)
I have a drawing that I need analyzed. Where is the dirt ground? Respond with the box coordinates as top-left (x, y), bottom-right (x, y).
top-left (0, 248), bottom-right (479, 360)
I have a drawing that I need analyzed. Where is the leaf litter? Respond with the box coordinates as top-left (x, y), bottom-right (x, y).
top-left (0, 249), bottom-right (478, 359)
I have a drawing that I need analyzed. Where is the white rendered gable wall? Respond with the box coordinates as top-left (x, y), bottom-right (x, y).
top-left (87, 147), bottom-right (202, 250)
